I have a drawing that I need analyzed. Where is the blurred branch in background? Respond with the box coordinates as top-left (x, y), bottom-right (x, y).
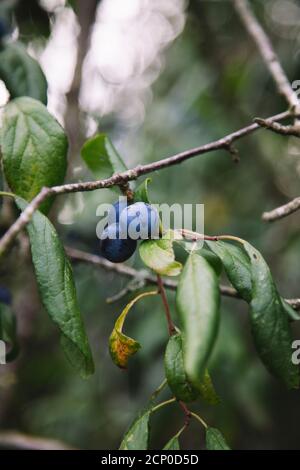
top-left (233, 0), bottom-right (300, 228)
top-left (0, 431), bottom-right (74, 450)
top-left (233, 0), bottom-right (300, 114)
top-left (262, 196), bottom-right (300, 222)
top-left (66, 246), bottom-right (300, 311)
top-left (65, 0), bottom-right (99, 167)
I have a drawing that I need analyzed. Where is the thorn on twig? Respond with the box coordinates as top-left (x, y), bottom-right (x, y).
top-left (229, 145), bottom-right (240, 163)
top-left (118, 182), bottom-right (134, 201)
top-left (254, 117), bottom-right (300, 138)
top-left (223, 142), bottom-right (240, 163)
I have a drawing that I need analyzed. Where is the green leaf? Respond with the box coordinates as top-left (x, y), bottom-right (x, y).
top-left (109, 290), bottom-right (157, 369)
top-left (163, 435), bottom-right (180, 450)
top-left (206, 241), bottom-right (252, 302)
top-left (177, 241), bottom-right (223, 277)
top-left (0, 42), bottom-right (47, 103)
top-left (165, 333), bottom-right (200, 402)
top-left (176, 253), bottom-right (220, 389)
top-left (206, 241), bottom-right (298, 322)
top-left (165, 333), bottom-right (219, 404)
top-left (243, 242), bottom-right (299, 389)
top-left (139, 232), bottom-right (182, 276)
top-left (134, 178), bottom-right (151, 203)
top-left (16, 198), bottom-right (94, 378)
top-left (1, 97), bottom-right (68, 213)
top-left (120, 377), bottom-right (168, 450)
top-left (206, 427), bottom-right (230, 450)
top-left (199, 248), bottom-right (223, 276)
top-left (207, 239), bottom-right (299, 387)
top-left (81, 133), bottom-right (127, 181)
top-left (198, 369), bottom-right (220, 405)
top-left (119, 410), bottom-right (151, 450)
top-left (0, 304), bottom-right (19, 362)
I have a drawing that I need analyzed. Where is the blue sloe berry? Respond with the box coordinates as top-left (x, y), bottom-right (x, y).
top-left (100, 223), bottom-right (137, 263)
top-left (119, 202), bottom-right (159, 240)
top-left (107, 199), bottom-right (128, 226)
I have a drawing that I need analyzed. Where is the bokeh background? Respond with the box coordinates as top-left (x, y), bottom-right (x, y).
top-left (0, 0), bottom-right (300, 450)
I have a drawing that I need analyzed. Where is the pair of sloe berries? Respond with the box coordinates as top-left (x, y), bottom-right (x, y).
top-left (100, 200), bottom-right (159, 263)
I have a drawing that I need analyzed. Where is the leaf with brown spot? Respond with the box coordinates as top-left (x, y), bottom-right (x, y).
top-left (109, 290), bottom-right (157, 368)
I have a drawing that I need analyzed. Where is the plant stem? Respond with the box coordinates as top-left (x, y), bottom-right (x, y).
top-left (190, 411), bottom-right (208, 429)
top-left (173, 424), bottom-right (188, 440)
top-left (180, 229), bottom-right (245, 246)
top-left (151, 397), bottom-right (176, 413)
top-left (179, 229), bottom-right (218, 241)
top-left (151, 379), bottom-right (167, 401)
top-left (216, 235), bottom-right (245, 244)
top-left (156, 274), bottom-right (176, 336)
top-left (0, 191), bottom-right (15, 199)
top-left (178, 401), bottom-right (192, 426)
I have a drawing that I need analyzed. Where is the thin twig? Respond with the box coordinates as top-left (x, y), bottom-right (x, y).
top-left (190, 412), bottom-right (208, 429)
top-left (178, 401), bottom-right (192, 427)
top-left (65, 0), bottom-right (98, 169)
top-left (262, 196), bottom-right (300, 222)
top-left (156, 274), bottom-right (177, 336)
top-left (233, 0), bottom-right (300, 113)
top-left (66, 246), bottom-right (178, 290)
top-left (254, 117), bottom-right (300, 137)
top-left (66, 247), bottom-right (300, 311)
top-left (0, 110), bottom-right (293, 257)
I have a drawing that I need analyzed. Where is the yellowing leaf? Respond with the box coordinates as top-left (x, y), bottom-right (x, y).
top-left (109, 290), bottom-right (157, 368)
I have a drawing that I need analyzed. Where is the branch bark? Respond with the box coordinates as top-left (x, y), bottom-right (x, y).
top-left (233, 0), bottom-right (300, 113)
top-left (262, 196), bottom-right (300, 222)
top-left (0, 110), bottom-right (293, 256)
top-left (65, 0), bottom-right (98, 168)
top-left (254, 117), bottom-right (300, 137)
top-left (66, 246), bottom-right (300, 311)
